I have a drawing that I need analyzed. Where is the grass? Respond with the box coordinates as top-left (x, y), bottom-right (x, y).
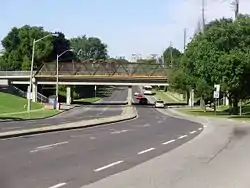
top-left (154, 90), bottom-right (186, 104)
top-left (178, 105), bottom-right (250, 121)
top-left (0, 92), bottom-right (60, 120)
top-left (0, 109), bottom-right (59, 120)
top-left (0, 92), bottom-right (43, 114)
top-left (74, 97), bottom-right (101, 103)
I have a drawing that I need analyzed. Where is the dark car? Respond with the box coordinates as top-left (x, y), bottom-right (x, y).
top-left (139, 97), bottom-right (148, 105)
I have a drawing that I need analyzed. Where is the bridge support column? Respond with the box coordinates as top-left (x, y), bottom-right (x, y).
top-left (32, 82), bottom-right (37, 102)
top-left (127, 86), bottom-right (132, 106)
top-left (188, 89), bottom-right (194, 108)
top-left (66, 86), bottom-right (72, 105)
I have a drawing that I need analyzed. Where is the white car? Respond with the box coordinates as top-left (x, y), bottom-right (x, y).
top-left (143, 90), bottom-right (153, 95)
top-left (155, 100), bottom-right (165, 108)
top-left (134, 92), bottom-right (140, 96)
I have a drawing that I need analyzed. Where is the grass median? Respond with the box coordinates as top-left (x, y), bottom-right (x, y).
top-left (154, 90), bottom-right (186, 104)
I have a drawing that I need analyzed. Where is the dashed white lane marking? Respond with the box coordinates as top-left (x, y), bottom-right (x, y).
top-left (37, 141), bottom-right (69, 149)
top-left (137, 148), bottom-right (155, 155)
top-left (157, 120), bottom-right (163, 124)
top-left (110, 130), bottom-right (129, 134)
top-left (178, 135), bottom-right (188, 139)
top-left (90, 137), bottom-right (96, 140)
top-left (198, 128), bottom-right (203, 131)
top-left (203, 125), bottom-right (207, 128)
top-left (94, 160), bottom-right (124, 172)
top-left (143, 123), bottom-right (151, 127)
top-left (30, 141), bottom-right (69, 153)
top-left (162, 139), bottom-right (175, 145)
top-left (190, 131), bottom-right (197, 134)
top-left (49, 182), bottom-right (67, 188)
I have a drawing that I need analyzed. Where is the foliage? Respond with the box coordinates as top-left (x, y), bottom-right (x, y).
top-left (70, 35), bottom-right (108, 60)
top-left (0, 25), bottom-right (71, 70)
top-left (176, 14), bottom-right (250, 114)
top-left (163, 46), bottom-right (182, 68)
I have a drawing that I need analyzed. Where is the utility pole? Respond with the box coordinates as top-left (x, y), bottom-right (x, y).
top-left (170, 42), bottom-right (173, 67)
top-left (201, 0), bottom-right (205, 32)
top-left (234, 0), bottom-right (239, 19)
top-left (184, 28), bottom-right (187, 51)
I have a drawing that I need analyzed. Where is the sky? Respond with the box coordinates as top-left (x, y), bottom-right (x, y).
top-left (1, 0), bottom-right (250, 60)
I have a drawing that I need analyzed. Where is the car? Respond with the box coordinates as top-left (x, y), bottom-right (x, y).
top-left (143, 90), bottom-right (153, 95)
top-left (155, 100), bottom-right (165, 108)
top-left (139, 97), bottom-right (148, 105)
top-left (136, 94), bottom-right (143, 100)
top-left (134, 92), bottom-right (140, 96)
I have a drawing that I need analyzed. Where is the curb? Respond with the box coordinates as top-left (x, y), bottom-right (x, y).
top-left (0, 106), bottom-right (137, 139)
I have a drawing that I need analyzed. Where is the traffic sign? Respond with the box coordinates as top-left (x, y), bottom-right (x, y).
top-left (214, 84), bottom-right (220, 92)
top-left (213, 91), bottom-right (220, 99)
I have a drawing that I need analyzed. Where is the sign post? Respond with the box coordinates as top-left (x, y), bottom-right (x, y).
top-left (213, 84), bottom-right (220, 115)
top-left (94, 85), bottom-right (97, 98)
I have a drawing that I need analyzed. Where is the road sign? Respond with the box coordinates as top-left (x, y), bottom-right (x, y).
top-left (214, 84), bottom-right (220, 92)
top-left (213, 91), bottom-right (220, 99)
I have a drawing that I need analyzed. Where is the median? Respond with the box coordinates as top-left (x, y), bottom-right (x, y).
top-left (0, 106), bottom-right (137, 139)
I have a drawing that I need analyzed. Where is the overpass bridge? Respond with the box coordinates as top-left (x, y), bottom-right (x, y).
top-left (0, 60), bottom-right (169, 104)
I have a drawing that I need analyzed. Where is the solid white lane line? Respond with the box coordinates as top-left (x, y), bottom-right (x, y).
top-left (37, 141), bottom-right (69, 149)
top-left (198, 128), bottom-right (203, 131)
top-left (94, 161), bottom-right (124, 172)
top-left (30, 147), bottom-right (52, 153)
top-left (49, 182), bottom-right (67, 188)
top-left (178, 135), bottom-right (188, 139)
top-left (190, 131), bottom-right (197, 134)
top-left (162, 139), bottom-right (175, 145)
top-left (137, 148), bottom-right (155, 155)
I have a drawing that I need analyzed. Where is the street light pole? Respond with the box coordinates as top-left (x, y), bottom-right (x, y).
top-left (27, 33), bottom-right (58, 113)
top-left (56, 49), bottom-right (73, 108)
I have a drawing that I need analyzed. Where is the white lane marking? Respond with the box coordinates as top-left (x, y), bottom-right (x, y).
top-left (1, 127), bottom-right (21, 130)
top-left (198, 128), bottom-right (203, 131)
top-left (110, 130), bottom-right (129, 134)
top-left (143, 123), bottom-right (151, 127)
top-left (157, 120), bottom-right (163, 124)
top-left (94, 160), bottom-right (124, 172)
top-left (30, 147), bottom-right (52, 153)
top-left (49, 182), bottom-right (67, 188)
top-left (178, 135), bottom-right (188, 139)
top-left (37, 141), bottom-right (69, 149)
top-left (162, 139), bottom-right (175, 145)
top-left (190, 131), bottom-right (197, 134)
top-left (90, 136), bottom-right (96, 140)
top-left (137, 148), bottom-right (155, 155)
top-left (203, 125), bottom-right (207, 128)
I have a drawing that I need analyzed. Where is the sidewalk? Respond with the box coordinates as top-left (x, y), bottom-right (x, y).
top-left (81, 109), bottom-right (250, 188)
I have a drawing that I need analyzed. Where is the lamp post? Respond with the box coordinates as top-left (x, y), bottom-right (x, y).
top-left (27, 33), bottom-right (58, 113)
top-left (56, 49), bottom-right (74, 108)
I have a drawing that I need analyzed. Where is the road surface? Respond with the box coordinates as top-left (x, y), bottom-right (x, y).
top-left (0, 86), bottom-right (128, 132)
top-left (0, 95), bottom-right (202, 188)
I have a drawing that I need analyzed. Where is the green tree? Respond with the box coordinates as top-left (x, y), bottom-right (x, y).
top-left (1, 25), bottom-right (71, 70)
top-left (163, 46), bottom-right (182, 68)
top-left (183, 14), bottom-right (250, 114)
top-left (70, 35), bottom-right (108, 60)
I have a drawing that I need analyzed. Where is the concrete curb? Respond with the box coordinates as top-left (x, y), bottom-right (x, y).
top-left (0, 106), bottom-right (137, 139)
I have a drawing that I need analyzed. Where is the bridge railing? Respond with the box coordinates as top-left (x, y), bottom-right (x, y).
top-left (36, 60), bottom-right (169, 77)
top-left (0, 71), bottom-right (30, 76)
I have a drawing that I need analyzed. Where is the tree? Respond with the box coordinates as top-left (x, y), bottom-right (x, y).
top-left (70, 35), bottom-right (108, 60)
top-left (0, 25), bottom-right (71, 70)
top-left (183, 14), bottom-right (250, 114)
top-left (163, 46), bottom-right (182, 68)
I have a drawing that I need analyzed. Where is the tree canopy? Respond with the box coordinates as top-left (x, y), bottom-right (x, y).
top-left (70, 35), bottom-right (108, 60)
top-left (163, 46), bottom-right (182, 68)
top-left (0, 25), bottom-right (71, 70)
top-left (170, 14), bottom-right (250, 114)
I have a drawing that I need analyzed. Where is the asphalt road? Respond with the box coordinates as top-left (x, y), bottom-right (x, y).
top-left (0, 87), bottom-right (128, 132)
top-left (0, 97), bottom-right (202, 188)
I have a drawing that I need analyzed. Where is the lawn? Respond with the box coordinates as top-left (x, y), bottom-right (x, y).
top-left (0, 92), bottom-right (43, 114)
top-left (74, 97), bottom-right (101, 103)
top-left (178, 105), bottom-right (250, 121)
top-left (154, 90), bottom-right (186, 104)
top-left (0, 92), bottom-right (60, 120)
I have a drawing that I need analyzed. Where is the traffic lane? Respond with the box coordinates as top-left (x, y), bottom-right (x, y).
top-left (100, 86), bottom-right (128, 103)
top-left (0, 106), bottom-right (123, 132)
top-left (0, 106), bottom-right (203, 188)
